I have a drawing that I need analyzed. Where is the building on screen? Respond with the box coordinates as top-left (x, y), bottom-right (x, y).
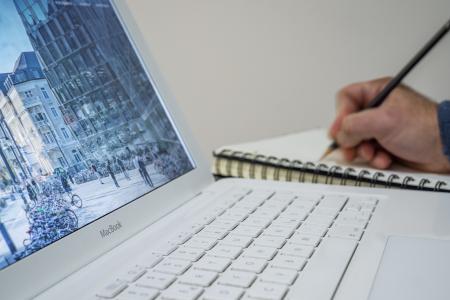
top-left (0, 51), bottom-right (82, 177)
top-left (13, 0), bottom-right (180, 163)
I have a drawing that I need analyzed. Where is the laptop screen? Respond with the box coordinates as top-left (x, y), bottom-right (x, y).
top-left (0, 0), bottom-right (194, 270)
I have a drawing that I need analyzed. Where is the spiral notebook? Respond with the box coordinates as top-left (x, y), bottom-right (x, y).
top-left (213, 128), bottom-right (450, 193)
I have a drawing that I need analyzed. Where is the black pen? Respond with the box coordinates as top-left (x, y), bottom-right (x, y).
top-left (321, 17), bottom-right (450, 159)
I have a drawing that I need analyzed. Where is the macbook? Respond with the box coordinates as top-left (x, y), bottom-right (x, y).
top-left (0, 1), bottom-right (449, 299)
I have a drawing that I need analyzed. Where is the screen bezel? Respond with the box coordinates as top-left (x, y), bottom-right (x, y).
top-left (0, 1), bottom-right (212, 299)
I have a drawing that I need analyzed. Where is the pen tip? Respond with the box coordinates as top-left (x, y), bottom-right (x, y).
top-left (320, 147), bottom-right (334, 160)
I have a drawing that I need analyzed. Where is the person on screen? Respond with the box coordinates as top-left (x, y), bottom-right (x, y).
top-left (329, 77), bottom-right (450, 173)
top-left (91, 163), bottom-right (104, 185)
top-left (138, 154), bottom-right (153, 187)
top-left (115, 156), bottom-right (130, 181)
top-left (106, 159), bottom-right (120, 188)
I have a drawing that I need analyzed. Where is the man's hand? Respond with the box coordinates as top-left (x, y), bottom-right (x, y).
top-left (329, 77), bottom-right (450, 173)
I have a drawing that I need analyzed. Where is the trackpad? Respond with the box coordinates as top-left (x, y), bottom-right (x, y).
top-left (369, 236), bottom-right (450, 300)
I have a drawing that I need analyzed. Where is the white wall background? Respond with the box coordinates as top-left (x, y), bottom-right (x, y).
top-left (124, 0), bottom-right (450, 161)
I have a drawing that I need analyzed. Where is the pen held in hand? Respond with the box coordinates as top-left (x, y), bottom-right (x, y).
top-left (322, 17), bottom-right (450, 160)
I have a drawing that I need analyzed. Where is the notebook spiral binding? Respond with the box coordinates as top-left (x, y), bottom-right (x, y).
top-left (214, 149), bottom-right (448, 192)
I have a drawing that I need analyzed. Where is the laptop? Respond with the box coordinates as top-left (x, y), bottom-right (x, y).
top-left (1, 1), bottom-right (449, 299)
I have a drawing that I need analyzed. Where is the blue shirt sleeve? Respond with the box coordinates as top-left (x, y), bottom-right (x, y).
top-left (438, 100), bottom-right (450, 161)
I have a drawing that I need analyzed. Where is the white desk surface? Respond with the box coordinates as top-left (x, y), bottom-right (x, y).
top-left (125, 0), bottom-right (450, 161)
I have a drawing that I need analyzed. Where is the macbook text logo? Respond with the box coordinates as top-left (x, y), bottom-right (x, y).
top-left (100, 221), bottom-right (122, 238)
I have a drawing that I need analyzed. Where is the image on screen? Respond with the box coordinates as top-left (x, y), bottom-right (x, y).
top-left (0, 0), bottom-right (194, 270)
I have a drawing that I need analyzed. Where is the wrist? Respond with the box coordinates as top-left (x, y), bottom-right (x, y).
top-left (437, 100), bottom-right (450, 170)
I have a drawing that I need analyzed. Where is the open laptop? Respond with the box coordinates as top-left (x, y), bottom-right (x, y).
top-left (1, 1), bottom-right (450, 299)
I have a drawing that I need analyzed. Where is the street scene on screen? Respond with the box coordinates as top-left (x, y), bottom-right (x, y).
top-left (0, 0), bottom-right (193, 269)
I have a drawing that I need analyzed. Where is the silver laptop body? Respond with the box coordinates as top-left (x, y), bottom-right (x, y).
top-left (0, 1), bottom-right (449, 300)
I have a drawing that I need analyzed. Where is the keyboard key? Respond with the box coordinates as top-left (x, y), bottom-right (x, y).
top-left (154, 258), bottom-right (191, 275)
top-left (153, 242), bottom-right (178, 255)
top-left (279, 242), bottom-right (314, 258)
top-left (170, 247), bottom-right (205, 262)
top-left (278, 209), bottom-right (308, 221)
top-left (249, 189), bottom-right (274, 199)
top-left (178, 269), bottom-right (218, 287)
top-left (208, 244), bottom-right (242, 259)
top-left (295, 193), bottom-right (321, 204)
top-left (285, 237), bottom-right (357, 300)
top-left (270, 254), bottom-right (306, 271)
top-left (264, 225), bottom-right (294, 238)
top-left (96, 281), bottom-right (128, 298)
top-left (251, 209), bottom-right (280, 220)
top-left (269, 194), bottom-right (295, 204)
top-left (202, 284), bottom-right (243, 300)
top-left (318, 195), bottom-right (347, 210)
top-left (217, 270), bottom-right (256, 287)
top-left (218, 210), bottom-right (248, 222)
top-left (241, 216), bottom-right (272, 228)
top-left (233, 225), bottom-right (262, 238)
top-left (168, 231), bottom-right (194, 245)
top-left (259, 267), bottom-right (298, 285)
top-left (136, 271), bottom-right (176, 290)
top-left (327, 224), bottom-right (364, 240)
top-left (290, 200), bottom-right (316, 212)
top-left (253, 235), bottom-right (286, 249)
top-left (243, 245), bottom-right (277, 260)
top-left (305, 214), bottom-right (335, 227)
top-left (346, 197), bottom-right (377, 212)
top-left (270, 218), bottom-right (301, 231)
top-left (231, 256), bottom-right (267, 273)
top-left (311, 207), bottom-right (339, 218)
top-left (209, 219), bottom-right (239, 231)
top-left (289, 233), bottom-right (321, 247)
top-left (232, 201), bottom-right (260, 213)
top-left (258, 202), bottom-right (286, 214)
top-left (184, 236), bottom-right (217, 250)
top-left (221, 234), bottom-right (253, 248)
top-left (246, 281), bottom-right (288, 300)
top-left (196, 214), bottom-right (216, 226)
top-left (340, 209), bottom-right (371, 221)
top-left (117, 266), bottom-right (147, 283)
top-left (198, 227), bottom-right (228, 240)
top-left (116, 286), bottom-right (159, 300)
top-left (195, 255), bottom-right (231, 272)
top-left (137, 253), bottom-right (163, 269)
top-left (160, 282), bottom-right (203, 300)
top-left (335, 214), bottom-right (368, 228)
top-left (296, 223), bottom-right (328, 237)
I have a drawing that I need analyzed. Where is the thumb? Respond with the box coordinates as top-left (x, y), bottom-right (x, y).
top-left (336, 108), bottom-right (390, 148)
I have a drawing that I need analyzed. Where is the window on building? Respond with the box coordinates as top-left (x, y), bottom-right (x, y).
top-left (61, 128), bottom-right (69, 139)
top-left (32, 2), bottom-right (47, 22)
top-left (35, 112), bottom-right (46, 122)
top-left (25, 91), bottom-right (33, 98)
top-left (57, 157), bottom-right (66, 167)
top-left (72, 150), bottom-right (81, 162)
top-left (66, 31), bottom-right (79, 51)
top-left (56, 39), bottom-right (70, 56)
top-left (48, 20), bottom-right (61, 37)
top-left (46, 131), bottom-right (54, 143)
top-left (47, 42), bottom-right (61, 61)
top-left (38, 47), bottom-right (53, 65)
top-left (57, 13), bottom-right (71, 33)
top-left (15, 0), bottom-right (29, 12)
top-left (38, 25), bottom-right (51, 42)
top-left (74, 27), bottom-right (89, 45)
top-left (23, 8), bottom-right (35, 26)
top-left (41, 87), bottom-right (49, 99)
top-left (50, 107), bottom-right (58, 117)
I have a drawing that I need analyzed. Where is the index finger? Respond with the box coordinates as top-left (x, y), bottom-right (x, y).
top-left (329, 78), bottom-right (390, 139)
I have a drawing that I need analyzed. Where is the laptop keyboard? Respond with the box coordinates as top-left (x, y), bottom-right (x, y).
top-left (95, 187), bottom-right (378, 300)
